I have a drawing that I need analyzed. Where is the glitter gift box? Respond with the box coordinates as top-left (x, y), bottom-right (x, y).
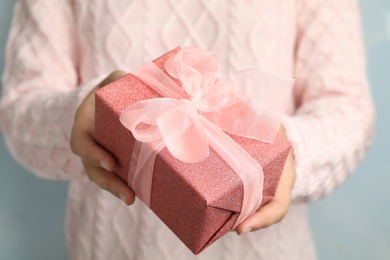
top-left (94, 47), bottom-right (292, 254)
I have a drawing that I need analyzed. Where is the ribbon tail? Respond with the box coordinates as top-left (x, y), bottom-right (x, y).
top-left (200, 116), bottom-right (264, 229)
top-left (129, 139), bottom-right (165, 207)
top-left (219, 69), bottom-right (294, 117)
top-left (203, 100), bottom-right (279, 143)
top-left (208, 69), bottom-right (294, 143)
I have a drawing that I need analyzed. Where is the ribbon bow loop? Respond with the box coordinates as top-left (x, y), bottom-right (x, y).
top-left (165, 47), bottom-right (219, 99)
top-left (120, 98), bottom-right (210, 164)
top-left (156, 99), bottom-right (210, 163)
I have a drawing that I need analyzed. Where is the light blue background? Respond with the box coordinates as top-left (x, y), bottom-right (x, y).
top-left (0, 1), bottom-right (389, 259)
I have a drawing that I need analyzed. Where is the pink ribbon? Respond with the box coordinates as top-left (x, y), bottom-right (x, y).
top-left (120, 47), bottom-right (294, 228)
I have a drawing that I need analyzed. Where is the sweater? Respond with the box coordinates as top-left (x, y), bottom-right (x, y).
top-left (0, 0), bottom-right (375, 259)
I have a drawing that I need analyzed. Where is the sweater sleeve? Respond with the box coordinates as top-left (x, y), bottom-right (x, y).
top-left (0, 1), bottom-right (104, 180)
top-left (284, 0), bottom-right (375, 201)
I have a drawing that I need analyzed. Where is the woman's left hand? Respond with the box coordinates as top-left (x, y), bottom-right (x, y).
top-left (235, 126), bottom-right (296, 235)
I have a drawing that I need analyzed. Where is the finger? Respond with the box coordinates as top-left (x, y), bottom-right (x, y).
top-left (235, 163), bottom-right (293, 235)
top-left (97, 70), bottom-right (127, 89)
top-left (70, 71), bottom-right (128, 170)
top-left (235, 135), bottom-right (296, 235)
top-left (83, 161), bottom-right (135, 205)
top-left (71, 129), bottom-right (116, 172)
top-left (235, 196), bottom-right (289, 235)
top-left (71, 103), bottom-right (116, 172)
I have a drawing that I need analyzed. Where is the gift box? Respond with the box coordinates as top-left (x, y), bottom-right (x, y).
top-left (94, 47), bottom-right (293, 254)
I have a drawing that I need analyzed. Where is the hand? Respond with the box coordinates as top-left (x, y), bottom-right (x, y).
top-left (70, 70), bottom-right (135, 205)
top-left (235, 126), bottom-right (296, 235)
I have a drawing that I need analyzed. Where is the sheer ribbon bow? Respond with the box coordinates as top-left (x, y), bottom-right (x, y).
top-left (120, 47), bottom-right (294, 228)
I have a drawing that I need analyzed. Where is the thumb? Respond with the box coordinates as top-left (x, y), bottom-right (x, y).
top-left (96, 70), bottom-right (127, 89)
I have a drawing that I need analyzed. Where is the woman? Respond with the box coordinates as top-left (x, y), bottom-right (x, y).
top-left (0, 1), bottom-right (374, 259)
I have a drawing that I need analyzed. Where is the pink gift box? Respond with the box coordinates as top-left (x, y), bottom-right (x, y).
top-left (94, 48), bottom-right (292, 254)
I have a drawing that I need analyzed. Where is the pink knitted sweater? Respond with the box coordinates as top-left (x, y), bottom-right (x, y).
top-left (0, 1), bottom-right (374, 259)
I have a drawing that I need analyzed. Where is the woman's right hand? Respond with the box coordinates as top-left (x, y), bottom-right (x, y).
top-left (70, 71), bottom-right (135, 205)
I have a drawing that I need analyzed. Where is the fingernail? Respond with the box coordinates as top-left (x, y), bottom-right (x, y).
top-left (119, 193), bottom-right (127, 205)
top-left (99, 160), bottom-right (111, 172)
top-left (240, 227), bottom-right (253, 235)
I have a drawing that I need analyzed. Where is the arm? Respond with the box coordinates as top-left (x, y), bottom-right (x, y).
top-left (0, 1), bottom-right (136, 203)
top-left (237, 0), bottom-right (375, 234)
top-left (0, 0), bottom-right (100, 180)
top-left (284, 0), bottom-right (375, 201)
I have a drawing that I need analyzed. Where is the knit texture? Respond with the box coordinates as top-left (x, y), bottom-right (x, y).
top-left (0, 0), bottom-right (374, 259)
